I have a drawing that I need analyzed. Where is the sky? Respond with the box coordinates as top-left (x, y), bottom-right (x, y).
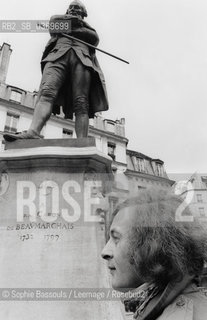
top-left (1, 0), bottom-right (207, 175)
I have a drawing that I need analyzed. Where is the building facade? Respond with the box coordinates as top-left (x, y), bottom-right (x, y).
top-left (178, 173), bottom-right (207, 221)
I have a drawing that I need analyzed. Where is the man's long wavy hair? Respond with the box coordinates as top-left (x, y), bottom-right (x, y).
top-left (112, 188), bottom-right (207, 287)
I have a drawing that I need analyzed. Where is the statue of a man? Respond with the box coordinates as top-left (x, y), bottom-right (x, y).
top-left (4, 0), bottom-right (108, 141)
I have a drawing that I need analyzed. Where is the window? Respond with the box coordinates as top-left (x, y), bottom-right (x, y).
top-left (10, 90), bottom-right (22, 103)
top-left (1, 140), bottom-right (5, 151)
top-left (4, 112), bottom-right (19, 133)
top-left (108, 142), bottom-right (116, 160)
top-left (137, 157), bottom-right (145, 172)
top-left (197, 194), bottom-right (203, 203)
top-left (62, 128), bottom-right (73, 138)
top-left (105, 120), bottom-right (115, 133)
top-left (133, 157), bottom-right (145, 172)
top-left (156, 163), bottom-right (163, 177)
top-left (199, 207), bottom-right (205, 217)
top-left (138, 185), bottom-right (146, 190)
top-left (201, 177), bottom-right (207, 189)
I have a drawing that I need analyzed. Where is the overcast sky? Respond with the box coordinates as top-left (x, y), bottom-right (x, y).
top-left (1, 0), bottom-right (207, 175)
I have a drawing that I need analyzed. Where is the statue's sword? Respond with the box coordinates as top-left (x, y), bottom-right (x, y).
top-left (37, 23), bottom-right (129, 64)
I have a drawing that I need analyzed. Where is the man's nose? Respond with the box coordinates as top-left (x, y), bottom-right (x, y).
top-left (101, 241), bottom-right (113, 260)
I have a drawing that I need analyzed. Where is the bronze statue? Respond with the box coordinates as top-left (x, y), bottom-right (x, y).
top-left (4, 0), bottom-right (108, 141)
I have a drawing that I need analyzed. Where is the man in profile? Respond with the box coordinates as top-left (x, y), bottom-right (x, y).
top-left (102, 188), bottom-right (207, 319)
top-left (4, 0), bottom-right (108, 141)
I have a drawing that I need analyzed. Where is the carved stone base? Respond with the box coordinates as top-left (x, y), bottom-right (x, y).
top-left (0, 138), bottom-right (125, 319)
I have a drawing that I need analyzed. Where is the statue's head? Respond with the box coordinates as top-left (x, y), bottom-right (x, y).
top-left (66, 0), bottom-right (88, 18)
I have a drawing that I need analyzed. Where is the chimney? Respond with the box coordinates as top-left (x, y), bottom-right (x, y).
top-left (0, 43), bottom-right (12, 83)
top-left (120, 118), bottom-right (125, 125)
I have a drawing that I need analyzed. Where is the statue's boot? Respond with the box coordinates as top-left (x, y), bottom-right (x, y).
top-left (3, 130), bottom-right (43, 142)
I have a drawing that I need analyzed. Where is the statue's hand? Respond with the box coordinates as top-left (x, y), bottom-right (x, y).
top-left (71, 27), bottom-right (99, 46)
top-left (70, 16), bottom-right (83, 28)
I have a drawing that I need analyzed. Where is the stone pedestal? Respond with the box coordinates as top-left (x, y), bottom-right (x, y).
top-left (0, 138), bottom-right (125, 319)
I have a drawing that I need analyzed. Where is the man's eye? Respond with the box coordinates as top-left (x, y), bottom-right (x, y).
top-left (112, 236), bottom-right (120, 243)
